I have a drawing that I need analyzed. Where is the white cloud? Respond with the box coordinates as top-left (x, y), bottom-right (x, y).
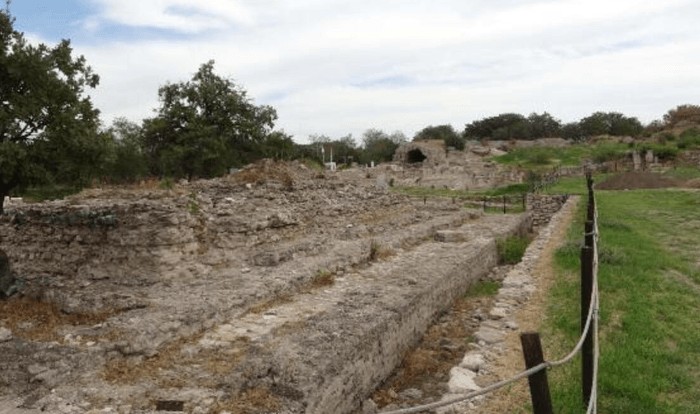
top-left (88, 0), bottom-right (255, 32)
top-left (65, 0), bottom-right (700, 142)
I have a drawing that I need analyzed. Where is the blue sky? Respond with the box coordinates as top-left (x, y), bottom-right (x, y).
top-left (9, 0), bottom-right (700, 143)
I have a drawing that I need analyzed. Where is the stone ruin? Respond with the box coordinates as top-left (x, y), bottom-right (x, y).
top-left (0, 159), bottom-right (568, 413)
top-left (393, 140), bottom-right (447, 166)
top-left (388, 140), bottom-right (525, 191)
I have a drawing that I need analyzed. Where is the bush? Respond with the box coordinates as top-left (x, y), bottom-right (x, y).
top-left (677, 128), bottom-right (700, 150)
top-left (497, 235), bottom-right (530, 264)
top-left (638, 143), bottom-right (679, 161)
top-left (592, 144), bottom-right (627, 163)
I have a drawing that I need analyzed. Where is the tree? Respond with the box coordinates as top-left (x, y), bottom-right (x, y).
top-left (561, 122), bottom-right (584, 141)
top-left (527, 112), bottom-right (562, 138)
top-left (143, 60), bottom-right (277, 179)
top-left (663, 104), bottom-right (700, 127)
top-left (578, 112), bottom-right (610, 136)
top-left (0, 7), bottom-right (101, 214)
top-left (414, 124), bottom-right (464, 150)
top-left (579, 112), bottom-right (643, 138)
top-left (360, 129), bottom-right (406, 164)
top-left (464, 113), bottom-right (528, 140)
top-left (103, 118), bottom-right (148, 183)
top-left (258, 130), bottom-right (296, 160)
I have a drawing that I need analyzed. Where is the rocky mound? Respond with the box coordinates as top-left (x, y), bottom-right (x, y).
top-left (597, 171), bottom-right (680, 190)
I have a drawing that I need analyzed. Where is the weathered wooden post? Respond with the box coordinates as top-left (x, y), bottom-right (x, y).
top-left (581, 245), bottom-right (594, 406)
top-left (520, 332), bottom-right (553, 414)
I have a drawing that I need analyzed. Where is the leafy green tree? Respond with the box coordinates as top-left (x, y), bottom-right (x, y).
top-left (143, 60), bottom-right (277, 179)
top-left (0, 8), bottom-right (101, 213)
top-left (561, 122), bottom-right (584, 141)
top-left (360, 129), bottom-right (406, 164)
top-left (329, 134), bottom-right (359, 165)
top-left (579, 112), bottom-right (642, 138)
top-left (414, 124), bottom-right (464, 150)
top-left (578, 112), bottom-right (610, 136)
top-left (258, 130), bottom-right (296, 160)
top-left (464, 113), bottom-right (528, 140)
top-left (103, 118), bottom-right (148, 183)
top-left (527, 112), bottom-right (562, 138)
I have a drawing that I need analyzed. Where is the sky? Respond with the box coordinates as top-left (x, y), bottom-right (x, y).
top-left (10, 0), bottom-right (700, 144)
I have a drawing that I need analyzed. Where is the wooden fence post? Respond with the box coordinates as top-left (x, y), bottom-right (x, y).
top-left (581, 245), bottom-right (594, 406)
top-left (585, 221), bottom-right (594, 248)
top-left (520, 332), bottom-right (553, 414)
top-left (503, 195), bottom-right (507, 214)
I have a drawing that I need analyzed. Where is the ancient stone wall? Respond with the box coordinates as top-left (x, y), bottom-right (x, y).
top-left (680, 150), bottom-right (700, 167)
top-left (526, 194), bottom-right (569, 227)
top-left (0, 199), bottom-right (200, 302)
top-left (393, 140), bottom-right (447, 166)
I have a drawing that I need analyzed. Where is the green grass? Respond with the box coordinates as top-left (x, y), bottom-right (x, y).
top-left (492, 143), bottom-right (630, 169)
top-left (392, 184), bottom-right (529, 198)
top-left (392, 185), bottom-right (528, 214)
top-left (465, 280), bottom-right (501, 298)
top-left (497, 235), bottom-right (530, 264)
top-left (542, 189), bottom-right (700, 413)
top-left (19, 185), bottom-right (82, 202)
top-left (663, 166), bottom-right (700, 180)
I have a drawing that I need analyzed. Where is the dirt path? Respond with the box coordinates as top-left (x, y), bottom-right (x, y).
top-left (473, 196), bottom-right (580, 413)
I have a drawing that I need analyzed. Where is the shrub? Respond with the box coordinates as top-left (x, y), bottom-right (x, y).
top-left (497, 235), bottom-right (530, 264)
top-left (465, 280), bottom-right (501, 297)
top-left (677, 128), bottom-right (700, 150)
top-left (159, 177), bottom-right (174, 190)
top-left (638, 143), bottom-right (679, 161)
top-left (311, 269), bottom-right (334, 287)
top-left (592, 144), bottom-right (627, 163)
top-left (369, 239), bottom-right (394, 261)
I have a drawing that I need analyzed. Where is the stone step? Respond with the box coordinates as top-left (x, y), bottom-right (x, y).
top-left (127, 213), bottom-right (530, 413)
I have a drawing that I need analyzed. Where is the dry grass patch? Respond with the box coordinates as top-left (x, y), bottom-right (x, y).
top-left (103, 332), bottom-right (249, 387)
top-left (0, 297), bottom-right (114, 342)
top-left (246, 293), bottom-right (294, 315)
top-left (372, 295), bottom-right (493, 408)
top-left (213, 386), bottom-right (281, 414)
top-left (309, 269), bottom-right (335, 288)
top-left (368, 240), bottom-right (395, 262)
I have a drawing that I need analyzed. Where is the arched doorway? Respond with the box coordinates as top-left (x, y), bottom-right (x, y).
top-left (407, 149), bottom-right (427, 164)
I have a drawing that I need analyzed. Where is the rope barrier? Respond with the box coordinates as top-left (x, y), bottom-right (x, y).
top-left (383, 192), bottom-right (602, 414)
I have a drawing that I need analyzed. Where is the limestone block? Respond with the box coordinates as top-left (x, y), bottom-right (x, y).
top-left (0, 327), bottom-right (13, 342)
top-left (474, 327), bottom-right (504, 344)
top-left (434, 230), bottom-right (467, 243)
top-left (459, 353), bottom-right (485, 372)
top-left (448, 366), bottom-right (480, 393)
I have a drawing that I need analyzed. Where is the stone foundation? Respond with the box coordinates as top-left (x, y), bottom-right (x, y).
top-left (526, 194), bottom-right (569, 227)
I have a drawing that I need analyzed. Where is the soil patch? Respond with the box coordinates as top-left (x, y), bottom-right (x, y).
top-left (597, 171), bottom-right (679, 190)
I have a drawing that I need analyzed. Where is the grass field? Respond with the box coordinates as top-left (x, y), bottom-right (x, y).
top-left (541, 187), bottom-right (700, 413)
top-left (492, 142), bottom-right (630, 169)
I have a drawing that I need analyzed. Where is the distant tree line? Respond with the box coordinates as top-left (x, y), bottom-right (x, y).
top-left (2, 5), bottom-right (700, 213)
top-left (461, 111), bottom-right (644, 141)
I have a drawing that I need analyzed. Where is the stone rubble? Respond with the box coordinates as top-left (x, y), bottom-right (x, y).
top-left (432, 195), bottom-right (579, 413)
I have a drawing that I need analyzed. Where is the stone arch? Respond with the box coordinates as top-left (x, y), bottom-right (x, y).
top-left (407, 149), bottom-right (427, 164)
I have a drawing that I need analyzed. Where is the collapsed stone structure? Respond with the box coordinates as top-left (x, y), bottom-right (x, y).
top-left (393, 140), bottom-right (447, 166)
top-left (0, 160), bottom-right (557, 413)
top-left (390, 140), bottom-right (525, 190)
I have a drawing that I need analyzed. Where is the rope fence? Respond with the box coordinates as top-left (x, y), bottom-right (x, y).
top-left (383, 173), bottom-right (600, 414)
